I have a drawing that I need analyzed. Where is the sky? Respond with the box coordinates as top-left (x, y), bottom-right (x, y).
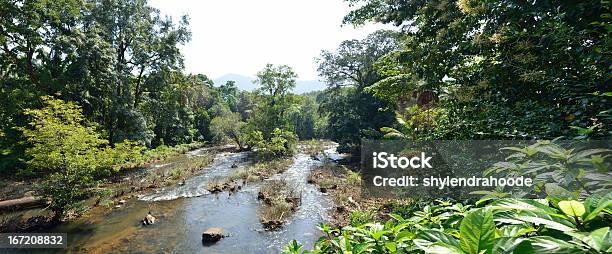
top-left (148, 0), bottom-right (393, 81)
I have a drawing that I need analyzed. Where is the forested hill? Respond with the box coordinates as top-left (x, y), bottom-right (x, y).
top-left (214, 73), bottom-right (327, 94)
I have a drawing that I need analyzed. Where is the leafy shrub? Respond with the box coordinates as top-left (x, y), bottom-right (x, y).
top-left (485, 140), bottom-right (611, 198)
top-left (248, 128), bottom-right (298, 160)
top-left (349, 209), bottom-right (377, 227)
top-left (19, 96), bottom-right (144, 220)
top-left (209, 112), bottom-right (248, 149)
top-left (283, 191), bottom-right (612, 253)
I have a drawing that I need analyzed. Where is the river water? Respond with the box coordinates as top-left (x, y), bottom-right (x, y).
top-left (18, 145), bottom-right (339, 253)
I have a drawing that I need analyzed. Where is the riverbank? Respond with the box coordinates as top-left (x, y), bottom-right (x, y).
top-left (0, 142), bottom-right (230, 232)
top-left (1, 140), bottom-right (343, 253)
top-left (307, 157), bottom-right (412, 227)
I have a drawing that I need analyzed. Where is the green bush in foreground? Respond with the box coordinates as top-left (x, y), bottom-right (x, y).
top-left (283, 191), bottom-right (612, 254)
top-left (20, 96), bottom-right (144, 220)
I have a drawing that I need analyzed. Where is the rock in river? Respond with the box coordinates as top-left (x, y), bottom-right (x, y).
top-left (142, 212), bottom-right (156, 226)
top-left (202, 227), bottom-right (225, 243)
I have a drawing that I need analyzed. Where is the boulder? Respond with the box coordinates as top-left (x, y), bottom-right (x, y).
top-left (262, 220), bottom-right (283, 230)
top-left (202, 227), bottom-right (225, 243)
top-left (142, 213), bottom-right (156, 225)
top-left (207, 185), bottom-right (223, 193)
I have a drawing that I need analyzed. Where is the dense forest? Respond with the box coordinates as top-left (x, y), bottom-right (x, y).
top-left (0, 0), bottom-right (610, 253)
top-left (282, 0), bottom-right (612, 253)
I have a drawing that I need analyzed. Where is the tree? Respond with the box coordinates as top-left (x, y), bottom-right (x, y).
top-left (289, 96), bottom-right (318, 140)
top-left (210, 112), bottom-right (247, 150)
top-left (236, 91), bottom-right (258, 120)
top-left (318, 30), bottom-right (402, 89)
top-left (251, 64), bottom-right (298, 137)
top-left (1, 0), bottom-right (195, 174)
top-left (317, 30), bottom-right (401, 153)
top-left (20, 96), bottom-right (142, 220)
top-left (345, 0), bottom-right (611, 139)
top-left (217, 80), bottom-right (239, 112)
top-left (91, 0), bottom-right (191, 144)
top-left (247, 128), bottom-right (298, 160)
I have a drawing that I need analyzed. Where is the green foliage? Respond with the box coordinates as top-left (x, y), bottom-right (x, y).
top-left (289, 96), bottom-right (320, 140)
top-left (346, 0), bottom-right (611, 140)
top-left (248, 64), bottom-right (299, 138)
top-left (285, 193), bottom-right (612, 253)
top-left (20, 96), bottom-right (143, 219)
top-left (19, 96), bottom-right (109, 176)
top-left (459, 208), bottom-right (495, 254)
top-left (142, 141), bottom-right (204, 162)
top-left (380, 106), bottom-right (449, 140)
top-left (210, 112), bottom-right (247, 149)
top-left (485, 140), bottom-right (611, 197)
top-left (317, 31), bottom-right (401, 153)
top-left (349, 209), bottom-right (377, 227)
top-left (248, 128), bottom-right (298, 160)
top-left (0, 0), bottom-right (210, 175)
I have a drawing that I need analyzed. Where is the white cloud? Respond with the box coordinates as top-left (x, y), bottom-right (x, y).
top-left (148, 0), bottom-right (394, 80)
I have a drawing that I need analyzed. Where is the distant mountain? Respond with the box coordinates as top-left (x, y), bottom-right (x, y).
top-left (213, 73), bottom-right (257, 91)
top-left (295, 80), bottom-right (327, 94)
top-left (213, 73), bottom-right (327, 94)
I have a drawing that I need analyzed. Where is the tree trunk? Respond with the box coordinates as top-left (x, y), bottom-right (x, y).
top-left (0, 196), bottom-right (46, 211)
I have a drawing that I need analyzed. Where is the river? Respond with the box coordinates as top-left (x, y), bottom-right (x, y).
top-left (11, 145), bottom-right (340, 253)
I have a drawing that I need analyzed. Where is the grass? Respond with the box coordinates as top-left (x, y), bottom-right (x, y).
top-left (225, 157), bottom-right (293, 184)
top-left (143, 142), bottom-right (206, 162)
top-left (299, 139), bottom-right (333, 156)
top-left (307, 162), bottom-right (413, 227)
top-left (227, 169), bottom-right (249, 182)
top-left (258, 179), bottom-right (300, 230)
top-left (206, 177), bottom-right (225, 192)
top-left (204, 156), bottom-right (293, 195)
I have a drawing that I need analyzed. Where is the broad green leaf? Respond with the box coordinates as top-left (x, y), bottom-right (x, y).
top-left (491, 237), bottom-right (526, 254)
top-left (588, 227), bottom-right (612, 252)
top-left (414, 230), bottom-right (460, 250)
top-left (502, 145), bottom-right (539, 157)
top-left (558, 200), bottom-right (585, 217)
top-left (545, 183), bottom-right (579, 205)
top-left (566, 227), bottom-right (611, 252)
top-left (489, 198), bottom-right (557, 214)
top-left (426, 242), bottom-right (465, 254)
top-left (497, 225), bottom-right (536, 237)
top-left (583, 191), bottom-right (612, 222)
top-left (568, 148), bottom-right (610, 163)
top-left (499, 211), bottom-right (576, 232)
top-left (459, 208), bottom-right (496, 254)
top-left (514, 236), bottom-right (586, 253)
top-left (583, 199), bottom-right (612, 222)
top-left (384, 242), bottom-right (397, 252)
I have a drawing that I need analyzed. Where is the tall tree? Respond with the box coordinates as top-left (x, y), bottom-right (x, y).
top-left (317, 30), bottom-right (402, 153)
top-left (251, 64), bottom-right (298, 137)
top-left (90, 0), bottom-right (191, 144)
top-left (345, 0), bottom-right (611, 139)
